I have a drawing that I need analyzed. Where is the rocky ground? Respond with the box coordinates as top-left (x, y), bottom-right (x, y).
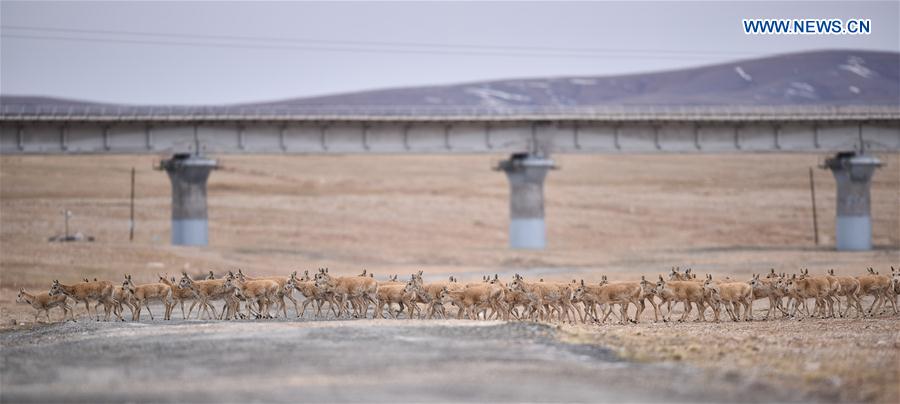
top-left (562, 316), bottom-right (900, 403)
top-left (0, 318), bottom-right (862, 403)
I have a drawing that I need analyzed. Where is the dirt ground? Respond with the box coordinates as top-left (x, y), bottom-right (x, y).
top-left (563, 316), bottom-right (900, 403)
top-left (1, 153), bottom-right (899, 402)
top-left (0, 319), bottom-right (823, 403)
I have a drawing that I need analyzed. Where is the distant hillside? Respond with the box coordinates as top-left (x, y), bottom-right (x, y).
top-left (3, 50), bottom-right (898, 109)
top-left (251, 50), bottom-right (898, 107)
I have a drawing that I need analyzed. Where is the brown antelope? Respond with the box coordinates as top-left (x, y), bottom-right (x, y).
top-left (590, 277), bottom-right (644, 323)
top-left (49, 279), bottom-right (115, 321)
top-left (475, 275), bottom-right (512, 320)
top-left (857, 268), bottom-right (897, 316)
top-left (824, 269), bottom-right (863, 317)
top-left (888, 266), bottom-right (900, 305)
top-left (17, 289), bottom-right (75, 323)
top-left (572, 280), bottom-right (604, 323)
top-left (226, 276), bottom-right (280, 319)
top-left (543, 277), bottom-right (577, 323)
top-left (655, 276), bottom-right (707, 322)
top-left (443, 285), bottom-right (494, 321)
top-left (798, 268), bottom-right (839, 318)
top-left (442, 276), bottom-right (507, 321)
top-left (502, 281), bottom-right (536, 320)
top-left (748, 274), bottom-right (787, 320)
top-left (417, 276), bottom-right (465, 319)
top-left (286, 270), bottom-right (335, 318)
top-left (235, 269), bottom-right (299, 318)
top-left (653, 288), bottom-right (679, 321)
top-left (158, 274), bottom-right (197, 319)
top-left (403, 271), bottom-right (440, 319)
top-left (508, 274), bottom-right (576, 323)
top-left (572, 278), bottom-right (641, 324)
top-left (383, 272), bottom-right (419, 317)
top-left (177, 271), bottom-right (234, 320)
top-left (784, 272), bottom-right (830, 318)
top-left (122, 275), bottom-right (174, 321)
top-left (374, 279), bottom-right (419, 319)
top-left (523, 279), bottom-right (561, 322)
top-left (423, 276), bottom-right (467, 319)
top-left (890, 267), bottom-right (900, 310)
top-left (667, 267), bottom-right (687, 281)
top-left (703, 275), bottom-right (752, 321)
top-left (460, 275), bottom-right (507, 320)
top-left (597, 277), bottom-right (651, 323)
top-left (873, 267), bottom-right (898, 315)
top-left (634, 276), bottom-right (662, 322)
top-left (821, 270), bottom-right (843, 317)
top-left (430, 287), bottom-right (454, 319)
top-left (106, 284), bottom-right (134, 321)
top-left (314, 268), bottom-right (378, 318)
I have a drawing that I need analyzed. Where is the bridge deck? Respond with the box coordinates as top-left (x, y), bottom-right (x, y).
top-left (2, 105), bottom-right (898, 154)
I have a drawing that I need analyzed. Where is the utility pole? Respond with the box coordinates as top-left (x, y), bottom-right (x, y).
top-left (130, 167), bottom-right (135, 242)
top-left (808, 167), bottom-right (819, 245)
top-left (63, 209), bottom-right (72, 239)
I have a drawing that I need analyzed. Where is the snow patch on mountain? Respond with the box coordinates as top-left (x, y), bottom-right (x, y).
top-left (849, 86), bottom-right (861, 94)
top-left (569, 78), bottom-right (598, 86)
top-left (734, 66), bottom-right (753, 82)
top-left (785, 82), bottom-right (818, 100)
top-left (464, 87), bottom-right (531, 107)
top-left (839, 56), bottom-right (874, 78)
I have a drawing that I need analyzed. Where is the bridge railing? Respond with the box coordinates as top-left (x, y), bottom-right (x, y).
top-left (1, 103), bottom-right (899, 121)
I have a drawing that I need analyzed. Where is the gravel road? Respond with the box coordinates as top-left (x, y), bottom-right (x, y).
top-left (0, 319), bottom-right (810, 403)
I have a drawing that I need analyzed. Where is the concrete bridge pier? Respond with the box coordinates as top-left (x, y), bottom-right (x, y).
top-left (822, 152), bottom-right (882, 251)
top-left (158, 153), bottom-right (217, 246)
top-left (496, 153), bottom-right (556, 249)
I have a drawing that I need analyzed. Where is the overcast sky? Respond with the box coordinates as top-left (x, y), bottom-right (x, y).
top-left (1, 1), bottom-right (897, 105)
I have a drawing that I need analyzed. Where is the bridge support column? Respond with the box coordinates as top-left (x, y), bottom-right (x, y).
top-left (496, 153), bottom-right (556, 249)
top-left (158, 153), bottom-right (217, 246)
top-left (822, 152), bottom-right (882, 251)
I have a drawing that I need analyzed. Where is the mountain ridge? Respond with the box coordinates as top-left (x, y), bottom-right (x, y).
top-left (2, 49), bottom-right (897, 108)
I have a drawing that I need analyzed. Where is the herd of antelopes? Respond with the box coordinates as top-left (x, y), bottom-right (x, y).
top-left (15, 266), bottom-right (900, 324)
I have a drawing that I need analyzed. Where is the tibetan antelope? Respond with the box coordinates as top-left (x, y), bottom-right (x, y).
top-left (572, 278), bottom-right (641, 324)
top-left (374, 279), bottom-right (419, 319)
top-left (857, 268), bottom-right (897, 316)
top-left (748, 274), bottom-right (787, 320)
top-left (314, 268), bottom-right (378, 318)
top-left (122, 275), bottom-right (174, 321)
top-left (784, 272), bottom-right (830, 319)
top-left (159, 274), bottom-right (197, 319)
top-left (444, 281), bottom-right (506, 321)
top-left (287, 270), bottom-right (335, 318)
top-left (825, 269), bottom-right (864, 317)
top-left (508, 275), bottom-right (576, 323)
top-left (177, 271), bottom-right (235, 320)
top-left (105, 284), bottom-right (133, 321)
top-left (226, 276), bottom-right (280, 319)
top-left (49, 279), bottom-right (115, 321)
top-left (703, 275), bottom-right (752, 321)
top-left (235, 269), bottom-right (299, 318)
top-left (417, 275), bottom-right (465, 319)
top-left (654, 276), bottom-right (707, 322)
top-left (17, 289), bottom-right (74, 323)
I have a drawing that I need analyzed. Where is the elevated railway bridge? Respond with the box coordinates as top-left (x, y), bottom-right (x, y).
top-left (2, 104), bottom-right (898, 250)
